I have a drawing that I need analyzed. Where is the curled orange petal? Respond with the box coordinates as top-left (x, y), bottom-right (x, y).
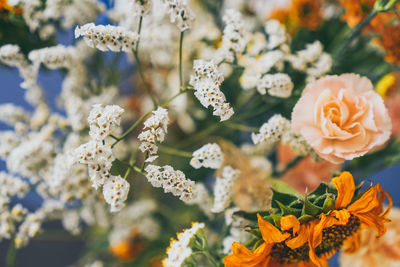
top-left (332, 172), bottom-right (355, 209)
top-left (257, 214), bottom-right (290, 244)
top-left (280, 215), bottom-right (301, 235)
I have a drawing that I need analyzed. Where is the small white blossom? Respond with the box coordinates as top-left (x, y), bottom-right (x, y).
top-left (162, 222), bottom-right (205, 267)
top-left (211, 166), bottom-right (240, 213)
top-left (28, 45), bottom-right (76, 70)
top-left (257, 73), bottom-right (294, 98)
top-left (265, 20), bottom-right (288, 50)
top-left (189, 59), bottom-right (234, 121)
top-left (72, 140), bottom-right (115, 189)
top-left (103, 175), bottom-right (130, 212)
top-left (190, 143), bottom-right (224, 169)
top-left (251, 114), bottom-right (290, 145)
top-left (75, 23), bottom-right (139, 52)
top-left (138, 107), bottom-right (169, 162)
top-left (219, 9), bottom-right (245, 62)
top-left (163, 0), bottom-right (195, 31)
top-left (0, 104), bottom-right (30, 126)
top-left (144, 165), bottom-right (196, 202)
top-left (88, 104), bottom-right (124, 141)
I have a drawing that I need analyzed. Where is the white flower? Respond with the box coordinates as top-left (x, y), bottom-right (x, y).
top-left (144, 165), bottom-right (196, 202)
top-left (264, 20), bottom-right (288, 50)
top-left (0, 44), bottom-right (27, 67)
top-left (190, 143), bottom-right (224, 169)
top-left (163, 0), bottom-right (195, 31)
top-left (257, 73), bottom-right (294, 98)
top-left (0, 104), bottom-right (30, 126)
top-left (189, 59), bottom-right (234, 121)
top-left (211, 166), bottom-right (240, 213)
top-left (251, 114), bottom-right (290, 145)
top-left (72, 140), bottom-right (115, 189)
top-left (62, 210), bottom-right (81, 235)
top-left (103, 175), bottom-right (130, 212)
top-left (219, 9), bottom-right (245, 62)
top-left (162, 222), bottom-right (205, 267)
top-left (88, 104), bottom-right (124, 141)
top-left (138, 107), bottom-right (169, 162)
top-left (28, 45), bottom-right (76, 70)
top-left (75, 23), bottom-right (139, 52)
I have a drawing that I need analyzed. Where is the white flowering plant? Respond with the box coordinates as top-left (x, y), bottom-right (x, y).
top-left (0, 0), bottom-right (400, 266)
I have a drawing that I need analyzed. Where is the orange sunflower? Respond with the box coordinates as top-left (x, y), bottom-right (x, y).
top-left (224, 171), bottom-right (392, 267)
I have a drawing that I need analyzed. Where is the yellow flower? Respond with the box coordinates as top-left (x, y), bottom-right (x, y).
top-left (224, 172), bottom-right (392, 267)
top-left (376, 73), bottom-right (396, 99)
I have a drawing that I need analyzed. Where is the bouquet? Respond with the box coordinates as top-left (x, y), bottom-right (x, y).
top-left (0, 0), bottom-right (399, 266)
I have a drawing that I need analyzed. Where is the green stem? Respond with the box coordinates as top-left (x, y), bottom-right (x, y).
top-left (131, 165), bottom-right (146, 175)
top-left (179, 31), bottom-right (185, 90)
top-left (110, 89), bottom-right (190, 148)
top-left (135, 16), bottom-right (143, 53)
top-left (201, 251), bottom-right (219, 267)
top-left (6, 240), bottom-right (17, 267)
top-left (124, 154), bottom-right (136, 179)
top-left (158, 145), bottom-right (192, 158)
top-left (336, 9), bottom-right (378, 57)
top-left (111, 111), bottom-right (152, 148)
top-left (133, 50), bottom-right (158, 108)
top-left (225, 122), bottom-right (258, 132)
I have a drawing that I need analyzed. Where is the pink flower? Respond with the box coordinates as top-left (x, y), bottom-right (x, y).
top-left (386, 93), bottom-right (400, 137)
top-left (292, 74), bottom-right (392, 164)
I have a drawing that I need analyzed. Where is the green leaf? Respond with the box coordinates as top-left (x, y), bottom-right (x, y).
top-left (275, 200), bottom-right (302, 217)
top-left (270, 214), bottom-right (282, 228)
top-left (308, 183), bottom-right (336, 200)
top-left (322, 195), bottom-right (335, 214)
top-left (302, 195), bottom-right (323, 216)
top-left (271, 188), bottom-right (299, 210)
top-left (298, 214), bottom-right (315, 224)
top-left (269, 178), bottom-right (302, 197)
top-left (232, 211), bottom-right (261, 223)
top-left (110, 159), bottom-right (130, 176)
top-left (247, 229), bottom-right (262, 239)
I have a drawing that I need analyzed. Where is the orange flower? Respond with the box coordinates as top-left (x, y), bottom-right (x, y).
top-left (0, 0), bottom-right (22, 15)
top-left (224, 172), bottom-right (392, 267)
top-left (269, 0), bottom-right (322, 33)
top-left (339, 0), bottom-right (376, 27)
top-left (110, 238), bottom-right (145, 262)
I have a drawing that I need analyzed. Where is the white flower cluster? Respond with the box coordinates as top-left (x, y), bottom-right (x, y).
top-left (257, 73), bottom-right (294, 98)
top-left (0, 104), bottom-right (30, 127)
top-left (0, 44), bottom-right (27, 68)
top-left (162, 222), bottom-right (205, 267)
top-left (0, 172), bottom-right (29, 199)
top-left (13, 0), bottom-right (105, 39)
top-left (103, 175), bottom-right (130, 212)
top-left (265, 20), bottom-right (289, 50)
top-left (72, 104), bottom-right (129, 212)
top-left (163, 0), bottom-right (195, 32)
top-left (251, 114), bottom-right (290, 145)
top-left (190, 143), bottom-right (224, 169)
top-left (88, 104), bottom-right (124, 141)
top-left (138, 107), bottom-right (169, 163)
top-left (28, 45), bottom-right (76, 70)
top-left (287, 41), bottom-right (332, 82)
top-left (211, 166), bottom-right (240, 213)
top-left (189, 59), bottom-right (234, 121)
top-left (219, 9), bottom-right (246, 62)
top-left (73, 140), bottom-right (115, 189)
top-left (144, 164), bottom-right (196, 202)
top-left (75, 23), bottom-right (139, 52)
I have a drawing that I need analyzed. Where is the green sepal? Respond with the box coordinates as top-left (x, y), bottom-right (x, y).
top-left (247, 229), bottom-right (262, 239)
top-left (263, 216), bottom-right (275, 225)
top-left (232, 211), bottom-right (263, 223)
top-left (271, 188), bottom-right (299, 210)
top-left (110, 159), bottom-right (130, 176)
top-left (302, 195), bottom-right (323, 216)
top-left (298, 214), bottom-right (314, 224)
top-left (275, 200), bottom-right (302, 217)
top-left (244, 237), bottom-right (260, 251)
top-left (322, 195), bottom-right (335, 214)
top-left (270, 214), bottom-right (282, 228)
top-left (308, 183), bottom-right (336, 200)
top-left (269, 178), bottom-right (302, 197)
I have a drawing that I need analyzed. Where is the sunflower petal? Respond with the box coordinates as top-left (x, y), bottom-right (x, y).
top-left (332, 171), bottom-right (355, 209)
top-left (257, 214), bottom-right (290, 244)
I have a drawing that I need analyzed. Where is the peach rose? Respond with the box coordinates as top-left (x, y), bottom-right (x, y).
top-left (292, 74), bottom-right (392, 164)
